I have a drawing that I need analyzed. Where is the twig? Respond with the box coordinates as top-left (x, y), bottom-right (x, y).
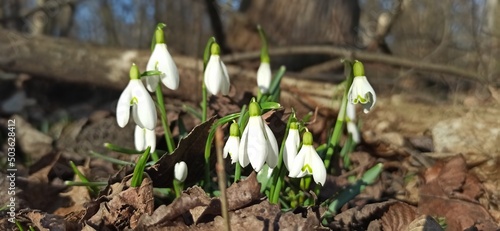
top-left (215, 126), bottom-right (231, 231)
top-left (221, 45), bottom-right (488, 84)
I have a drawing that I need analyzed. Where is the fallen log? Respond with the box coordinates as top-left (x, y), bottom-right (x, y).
top-left (0, 27), bottom-right (337, 117)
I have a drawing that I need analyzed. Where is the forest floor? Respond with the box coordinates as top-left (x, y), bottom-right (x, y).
top-left (0, 74), bottom-right (499, 230)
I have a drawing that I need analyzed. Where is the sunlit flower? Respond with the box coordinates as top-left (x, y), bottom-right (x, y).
top-left (134, 125), bottom-right (156, 152)
top-left (257, 62), bottom-right (271, 94)
top-left (347, 61), bottom-right (376, 113)
top-left (283, 122), bottom-right (300, 171)
top-left (116, 64), bottom-right (157, 130)
top-left (289, 131), bottom-right (326, 186)
top-left (238, 102), bottom-right (279, 172)
top-left (146, 43), bottom-right (179, 91)
top-left (204, 43), bottom-right (230, 95)
top-left (174, 161), bottom-right (188, 182)
top-left (223, 121), bottom-right (240, 164)
top-left (346, 102), bottom-right (360, 143)
top-left (145, 26), bottom-right (179, 91)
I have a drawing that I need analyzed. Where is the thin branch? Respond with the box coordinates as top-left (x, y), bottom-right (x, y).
top-left (222, 45), bottom-right (488, 84)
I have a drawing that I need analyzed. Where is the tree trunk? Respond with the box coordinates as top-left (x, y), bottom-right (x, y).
top-left (227, 0), bottom-right (360, 71)
top-left (229, 0), bottom-right (360, 51)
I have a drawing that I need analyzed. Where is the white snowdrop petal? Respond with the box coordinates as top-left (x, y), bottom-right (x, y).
top-left (204, 56), bottom-right (223, 95)
top-left (157, 47), bottom-right (180, 90)
top-left (132, 81), bottom-right (157, 130)
top-left (257, 62), bottom-right (272, 93)
top-left (310, 149), bottom-right (327, 185)
top-left (347, 122), bottom-right (360, 143)
top-left (223, 136), bottom-right (239, 160)
top-left (134, 125), bottom-right (145, 151)
top-left (247, 117), bottom-right (267, 172)
top-left (116, 83), bottom-right (133, 128)
top-left (238, 125), bottom-right (250, 167)
top-left (289, 148), bottom-right (306, 178)
top-left (220, 61), bottom-right (230, 95)
top-left (144, 75), bottom-right (159, 92)
top-left (174, 161), bottom-right (188, 182)
top-left (283, 129), bottom-right (300, 170)
top-left (263, 122), bottom-right (279, 168)
top-left (145, 128), bottom-right (156, 152)
top-left (346, 102), bottom-right (356, 121)
top-left (131, 104), bottom-right (143, 128)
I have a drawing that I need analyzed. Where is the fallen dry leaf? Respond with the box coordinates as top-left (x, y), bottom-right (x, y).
top-left (418, 155), bottom-right (498, 230)
top-left (329, 200), bottom-right (398, 230)
top-left (146, 117), bottom-right (216, 188)
top-left (380, 201), bottom-right (418, 231)
top-left (54, 165), bottom-right (91, 217)
top-left (84, 174), bottom-right (154, 230)
top-left (136, 172), bottom-right (262, 229)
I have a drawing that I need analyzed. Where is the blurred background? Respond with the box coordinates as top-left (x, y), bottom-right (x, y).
top-left (0, 0), bottom-right (499, 120)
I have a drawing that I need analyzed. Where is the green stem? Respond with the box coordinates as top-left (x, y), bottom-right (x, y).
top-left (270, 165), bottom-right (286, 203)
top-left (203, 113), bottom-right (241, 191)
top-left (323, 61), bottom-right (354, 172)
top-left (151, 151), bottom-right (159, 162)
top-left (131, 147), bottom-right (151, 187)
top-left (173, 179), bottom-right (183, 198)
top-left (155, 84), bottom-right (175, 154)
top-left (234, 162), bottom-right (241, 182)
top-left (269, 113), bottom-right (295, 204)
top-left (202, 83), bottom-right (208, 122)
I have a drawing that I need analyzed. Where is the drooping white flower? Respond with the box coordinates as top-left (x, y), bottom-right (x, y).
top-left (134, 125), bottom-right (156, 152)
top-left (116, 64), bottom-right (157, 130)
top-left (283, 121), bottom-right (300, 171)
top-left (204, 43), bottom-right (230, 95)
top-left (346, 102), bottom-right (360, 143)
top-left (238, 102), bottom-right (279, 172)
top-left (146, 43), bottom-right (179, 91)
top-left (257, 62), bottom-right (272, 94)
top-left (289, 131), bottom-right (326, 186)
top-left (347, 61), bottom-right (376, 113)
top-left (223, 122), bottom-right (240, 164)
top-left (174, 161), bottom-right (188, 182)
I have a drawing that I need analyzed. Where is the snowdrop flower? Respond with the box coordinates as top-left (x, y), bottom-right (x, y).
top-left (204, 43), bottom-right (230, 95)
top-left (174, 161), bottom-right (188, 182)
top-left (145, 26), bottom-right (179, 91)
top-left (223, 121), bottom-right (240, 164)
top-left (116, 64), bottom-right (157, 130)
top-left (134, 125), bottom-right (156, 152)
top-left (238, 101), bottom-right (279, 172)
top-left (289, 131), bottom-right (326, 186)
top-left (257, 62), bottom-right (271, 94)
top-left (283, 122), bottom-right (300, 171)
top-left (346, 102), bottom-right (360, 143)
top-left (257, 25), bottom-right (271, 94)
top-left (347, 60), bottom-right (376, 113)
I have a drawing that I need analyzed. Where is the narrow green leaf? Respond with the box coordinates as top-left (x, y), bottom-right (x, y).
top-left (89, 151), bottom-right (135, 166)
top-left (131, 147), bottom-right (151, 187)
top-left (104, 143), bottom-right (143, 154)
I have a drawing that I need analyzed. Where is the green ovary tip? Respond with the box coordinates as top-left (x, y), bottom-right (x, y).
top-left (130, 64), bottom-right (140, 80)
top-left (248, 102), bottom-right (262, 117)
top-left (353, 60), bottom-right (365, 77)
top-left (211, 43), bottom-right (221, 55)
top-left (229, 122), bottom-right (240, 137)
top-left (302, 131), bottom-right (313, 145)
top-left (155, 27), bottom-right (165, 44)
